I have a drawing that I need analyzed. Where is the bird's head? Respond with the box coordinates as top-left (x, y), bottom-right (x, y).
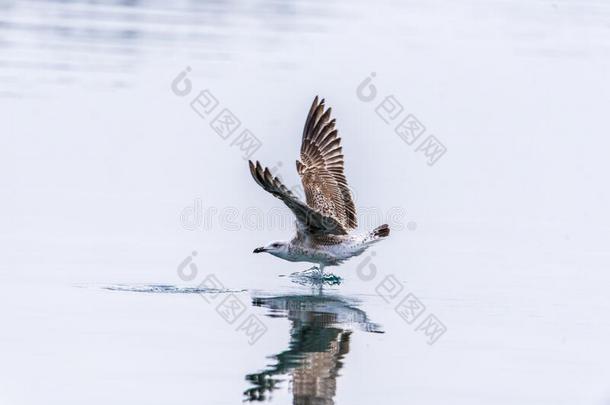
top-left (253, 240), bottom-right (290, 258)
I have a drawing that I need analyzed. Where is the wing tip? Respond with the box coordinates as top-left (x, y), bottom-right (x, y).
top-left (248, 160), bottom-right (268, 189)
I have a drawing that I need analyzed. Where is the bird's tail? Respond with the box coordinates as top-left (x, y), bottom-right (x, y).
top-left (365, 224), bottom-right (390, 244)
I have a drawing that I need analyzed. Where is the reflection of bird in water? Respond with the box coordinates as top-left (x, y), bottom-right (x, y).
top-left (291, 330), bottom-right (349, 405)
top-left (244, 293), bottom-right (382, 403)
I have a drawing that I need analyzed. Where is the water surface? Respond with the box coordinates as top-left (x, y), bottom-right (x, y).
top-left (2, 0), bottom-right (610, 404)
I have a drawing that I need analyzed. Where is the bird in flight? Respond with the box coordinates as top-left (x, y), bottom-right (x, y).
top-left (249, 96), bottom-right (390, 275)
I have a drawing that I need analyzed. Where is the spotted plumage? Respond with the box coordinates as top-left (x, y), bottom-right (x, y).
top-left (250, 96), bottom-right (390, 273)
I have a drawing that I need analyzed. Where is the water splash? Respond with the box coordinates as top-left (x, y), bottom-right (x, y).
top-left (283, 268), bottom-right (343, 286)
top-left (93, 283), bottom-right (245, 295)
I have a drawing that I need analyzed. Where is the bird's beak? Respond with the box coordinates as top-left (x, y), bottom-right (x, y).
top-left (253, 247), bottom-right (266, 253)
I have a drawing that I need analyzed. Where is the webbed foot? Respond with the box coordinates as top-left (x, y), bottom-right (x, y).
top-left (291, 266), bottom-right (319, 276)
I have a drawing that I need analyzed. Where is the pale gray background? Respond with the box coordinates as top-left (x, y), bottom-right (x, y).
top-left (2, 0), bottom-right (610, 404)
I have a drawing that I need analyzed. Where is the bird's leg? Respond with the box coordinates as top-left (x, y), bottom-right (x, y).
top-left (293, 266), bottom-right (318, 276)
top-left (318, 264), bottom-right (325, 278)
top-left (307, 265), bottom-right (319, 273)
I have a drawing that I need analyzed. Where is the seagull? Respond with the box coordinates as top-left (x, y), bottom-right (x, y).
top-left (249, 96), bottom-right (390, 275)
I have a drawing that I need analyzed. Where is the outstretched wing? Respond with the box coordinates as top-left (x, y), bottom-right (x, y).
top-left (248, 160), bottom-right (348, 235)
top-left (296, 96), bottom-right (357, 231)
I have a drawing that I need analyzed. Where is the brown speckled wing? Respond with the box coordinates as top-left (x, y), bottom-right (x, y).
top-left (248, 160), bottom-right (347, 235)
top-left (296, 96), bottom-right (357, 231)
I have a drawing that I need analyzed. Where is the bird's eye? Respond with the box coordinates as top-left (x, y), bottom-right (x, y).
top-left (272, 243), bottom-right (280, 248)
